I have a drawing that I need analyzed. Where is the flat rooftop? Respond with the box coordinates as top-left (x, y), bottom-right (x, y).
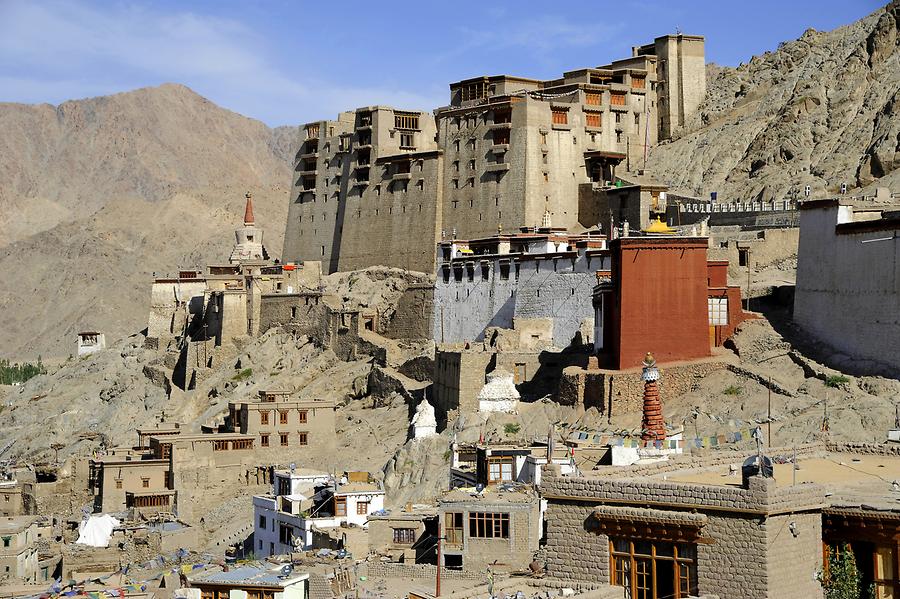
top-left (659, 453), bottom-right (900, 512)
top-left (441, 484), bottom-right (537, 505)
top-left (189, 565), bottom-right (308, 589)
top-left (0, 516), bottom-right (42, 534)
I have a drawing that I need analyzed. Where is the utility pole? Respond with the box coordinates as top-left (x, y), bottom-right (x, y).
top-left (435, 535), bottom-right (442, 597)
top-left (767, 377), bottom-right (772, 449)
top-left (745, 252), bottom-right (752, 311)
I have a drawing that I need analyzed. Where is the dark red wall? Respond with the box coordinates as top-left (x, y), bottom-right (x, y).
top-left (609, 238), bottom-right (712, 369)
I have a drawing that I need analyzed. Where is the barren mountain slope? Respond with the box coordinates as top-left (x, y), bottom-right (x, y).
top-left (0, 84), bottom-right (298, 359)
top-left (647, 2), bottom-right (900, 200)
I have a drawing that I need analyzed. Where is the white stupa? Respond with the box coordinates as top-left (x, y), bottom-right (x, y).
top-left (411, 399), bottom-right (437, 439)
top-left (477, 369), bottom-right (520, 414)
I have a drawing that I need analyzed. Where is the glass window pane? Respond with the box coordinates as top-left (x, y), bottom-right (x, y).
top-left (655, 542), bottom-right (675, 557)
top-left (875, 545), bottom-right (895, 580)
top-left (634, 540), bottom-right (652, 556)
top-left (613, 539), bottom-right (629, 553)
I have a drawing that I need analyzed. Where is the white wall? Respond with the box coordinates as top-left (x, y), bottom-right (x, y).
top-left (794, 204), bottom-right (900, 373)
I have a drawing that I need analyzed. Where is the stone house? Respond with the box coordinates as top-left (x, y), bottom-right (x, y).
top-left (88, 448), bottom-right (173, 515)
top-left (437, 486), bottom-right (541, 573)
top-left (0, 478), bottom-right (24, 518)
top-left (0, 516), bottom-right (41, 583)
top-left (541, 444), bottom-right (900, 599)
top-left (228, 390), bottom-right (337, 456)
top-left (367, 511), bottom-right (439, 564)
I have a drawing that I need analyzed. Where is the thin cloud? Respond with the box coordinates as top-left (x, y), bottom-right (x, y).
top-left (0, 0), bottom-right (444, 125)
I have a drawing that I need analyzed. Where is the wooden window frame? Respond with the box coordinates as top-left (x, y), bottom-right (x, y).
top-left (551, 108), bottom-right (568, 125)
top-left (468, 512), bottom-right (510, 539)
top-left (487, 457), bottom-right (514, 483)
top-left (393, 527), bottom-right (417, 544)
top-left (297, 432), bottom-right (308, 446)
top-left (334, 496), bottom-right (347, 517)
top-left (298, 410), bottom-right (308, 424)
top-left (260, 434), bottom-right (269, 448)
top-left (357, 501), bottom-right (370, 515)
top-left (609, 538), bottom-right (698, 599)
top-left (260, 411), bottom-right (270, 425)
top-left (585, 112), bottom-right (602, 128)
top-left (279, 410), bottom-right (289, 425)
top-left (279, 433), bottom-right (289, 447)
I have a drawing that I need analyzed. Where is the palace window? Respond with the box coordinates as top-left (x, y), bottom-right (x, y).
top-left (142, 478), bottom-right (150, 488)
top-left (551, 108), bottom-right (568, 125)
top-left (298, 432), bottom-right (308, 446)
top-left (468, 512), bottom-right (509, 539)
top-left (400, 133), bottom-right (415, 149)
top-left (280, 433), bottom-right (289, 447)
top-left (260, 434), bottom-right (269, 447)
top-left (610, 538), bottom-right (698, 599)
top-left (610, 92), bottom-right (626, 106)
top-left (394, 112), bottom-right (420, 130)
top-left (213, 440), bottom-right (229, 451)
top-left (585, 92), bottom-right (601, 106)
top-left (279, 410), bottom-right (289, 425)
top-left (585, 112), bottom-right (602, 128)
top-left (232, 439), bottom-right (253, 450)
top-left (260, 411), bottom-right (270, 425)
top-left (298, 410), bottom-right (308, 424)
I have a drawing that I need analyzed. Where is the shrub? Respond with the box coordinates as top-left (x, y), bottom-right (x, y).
top-left (825, 375), bottom-right (850, 388)
top-left (818, 543), bottom-right (863, 599)
top-left (503, 423), bottom-right (521, 435)
top-left (723, 385), bottom-right (743, 396)
top-left (231, 368), bottom-right (253, 381)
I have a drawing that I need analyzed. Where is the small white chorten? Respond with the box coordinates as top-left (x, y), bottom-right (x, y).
top-left (477, 369), bottom-right (520, 414)
top-left (411, 400), bottom-right (437, 439)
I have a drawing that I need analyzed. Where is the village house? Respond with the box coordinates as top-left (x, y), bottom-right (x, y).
top-left (450, 441), bottom-right (576, 489)
top-left (88, 448), bottom-right (174, 516)
top-left (76, 331), bottom-right (105, 357)
top-left (227, 390), bottom-right (337, 456)
top-left (540, 444), bottom-right (900, 599)
top-left (437, 485), bottom-right (541, 573)
top-left (366, 510), bottom-right (439, 564)
top-left (0, 475), bottom-right (24, 518)
top-left (0, 516), bottom-right (41, 583)
top-left (253, 470), bottom-right (384, 557)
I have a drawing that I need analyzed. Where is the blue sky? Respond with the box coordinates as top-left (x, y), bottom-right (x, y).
top-left (0, 0), bottom-right (884, 127)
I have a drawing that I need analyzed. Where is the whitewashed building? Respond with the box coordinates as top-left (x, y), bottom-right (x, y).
top-left (253, 470), bottom-right (384, 557)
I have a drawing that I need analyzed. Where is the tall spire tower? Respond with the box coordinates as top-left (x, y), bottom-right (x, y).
top-left (230, 192), bottom-right (269, 264)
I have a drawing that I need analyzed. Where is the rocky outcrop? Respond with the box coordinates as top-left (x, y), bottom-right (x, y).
top-left (648, 2), bottom-right (900, 200)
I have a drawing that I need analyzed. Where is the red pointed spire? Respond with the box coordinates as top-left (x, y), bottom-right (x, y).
top-left (243, 192), bottom-right (255, 225)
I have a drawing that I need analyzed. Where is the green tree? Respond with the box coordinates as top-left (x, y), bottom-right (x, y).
top-left (819, 543), bottom-right (863, 599)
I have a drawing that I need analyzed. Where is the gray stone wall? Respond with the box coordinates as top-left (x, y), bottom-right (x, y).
top-left (434, 251), bottom-right (606, 348)
top-left (384, 283), bottom-right (435, 341)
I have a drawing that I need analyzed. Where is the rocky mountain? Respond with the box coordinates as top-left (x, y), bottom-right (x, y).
top-left (647, 2), bottom-right (900, 201)
top-left (0, 84), bottom-right (298, 359)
